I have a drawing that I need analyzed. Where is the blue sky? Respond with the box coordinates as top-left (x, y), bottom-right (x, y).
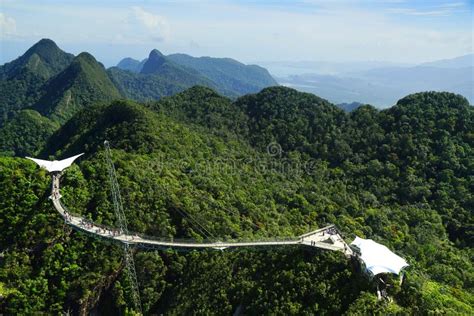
top-left (0, 0), bottom-right (472, 66)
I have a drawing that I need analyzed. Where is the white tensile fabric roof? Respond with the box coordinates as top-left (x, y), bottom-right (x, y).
top-left (26, 153), bottom-right (84, 173)
top-left (351, 236), bottom-right (409, 276)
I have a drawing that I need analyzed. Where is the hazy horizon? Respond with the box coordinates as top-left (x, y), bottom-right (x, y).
top-left (1, 0), bottom-right (472, 67)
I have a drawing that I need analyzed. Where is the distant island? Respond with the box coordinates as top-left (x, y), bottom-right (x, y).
top-left (261, 54), bottom-right (473, 107)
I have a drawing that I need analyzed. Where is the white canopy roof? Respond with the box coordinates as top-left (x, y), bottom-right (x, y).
top-left (351, 236), bottom-right (408, 276)
top-left (26, 153), bottom-right (84, 173)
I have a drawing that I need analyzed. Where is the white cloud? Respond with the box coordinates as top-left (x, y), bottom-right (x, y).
top-left (387, 1), bottom-right (469, 17)
top-left (387, 8), bottom-right (452, 16)
top-left (0, 1), bottom-right (471, 65)
top-left (0, 12), bottom-right (16, 38)
top-left (438, 2), bottom-right (466, 8)
top-left (131, 6), bottom-right (169, 42)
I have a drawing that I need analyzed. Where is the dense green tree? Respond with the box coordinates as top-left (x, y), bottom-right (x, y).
top-left (0, 87), bottom-right (472, 315)
top-left (0, 110), bottom-right (59, 156)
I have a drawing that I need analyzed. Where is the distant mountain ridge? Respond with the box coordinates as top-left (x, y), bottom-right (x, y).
top-left (337, 102), bottom-right (363, 112)
top-left (0, 38), bottom-right (278, 120)
top-left (167, 53), bottom-right (277, 95)
top-left (277, 59), bottom-right (473, 107)
top-left (116, 57), bottom-right (146, 73)
top-left (0, 38), bottom-right (278, 155)
top-left (32, 52), bottom-right (121, 123)
top-left (140, 49), bottom-right (218, 89)
top-left (109, 49), bottom-right (221, 102)
top-left (116, 51), bottom-right (277, 97)
top-left (266, 54), bottom-right (473, 107)
top-left (140, 49), bottom-right (167, 74)
top-left (420, 54), bottom-right (473, 68)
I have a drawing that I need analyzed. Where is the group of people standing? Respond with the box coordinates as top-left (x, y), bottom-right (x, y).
top-left (77, 217), bottom-right (123, 237)
top-left (63, 211), bottom-right (72, 222)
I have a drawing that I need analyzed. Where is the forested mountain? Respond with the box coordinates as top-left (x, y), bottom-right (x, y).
top-left (116, 57), bottom-right (146, 73)
top-left (116, 51), bottom-right (277, 97)
top-left (0, 39), bottom-right (73, 81)
top-left (0, 39), bottom-right (74, 124)
top-left (150, 86), bottom-right (248, 137)
top-left (0, 38), bottom-right (278, 125)
top-left (111, 49), bottom-right (222, 99)
top-left (108, 67), bottom-right (190, 102)
top-left (0, 85), bottom-right (472, 314)
top-left (32, 52), bottom-right (121, 123)
top-left (0, 40), bottom-right (121, 155)
top-left (167, 53), bottom-right (277, 95)
top-left (0, 39), bottom-right (278, 157)
top-left (234, 87), bottom-right (347, 160)
top-left (140, 50), bottom-right (213, 87)
top-left (0, 40), bottom-right (122, 155)
top-left (110, 50), bottom-right (225, 101)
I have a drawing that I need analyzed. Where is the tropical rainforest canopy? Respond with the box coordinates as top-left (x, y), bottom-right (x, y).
top-left (0, 39), bottom-right (472, 315)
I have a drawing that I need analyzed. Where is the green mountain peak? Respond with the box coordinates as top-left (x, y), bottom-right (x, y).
top-left (25, 38), bottom-right (61, 58)
top-left (116, 57), bottom-right (145, 73)
top-left (75, 52), bottom-right (99, 63)
top-left (0, 39), bottom-right (75, 124)
top-left (140, 49), bottom-right (167, 74)
top-left (150, 49), bottom-right (164, 57)
top-left (0, 38), bottom-right (74, 80)
top-left (13, 38), bottom-right (74, 78)
top-left (32, 51), bottom-right (121, 123)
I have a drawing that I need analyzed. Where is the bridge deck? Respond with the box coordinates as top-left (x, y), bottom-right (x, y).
top-left (51, 174), bottom-right (353, 256)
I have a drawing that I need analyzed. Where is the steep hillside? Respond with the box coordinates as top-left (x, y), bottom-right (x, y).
top-left (108, 67), bottom-right (190, 102)
top-left (42, 100), bottom-right (179, 157)
top-left (33, 52), bottom-right (122, 123)
top-left (116, 51), bottom-right (278, 97)
top-left (168, 53), bottom-right (277, 95)
top-left (109, 50), bottom-right (220, 102)
top-left (0, 39), bottom-right (74, 124)
top-left (0, 40), bottom-right (100, 154)
top-left (0, 39), bottom-right (74, 80)
top-left (151, 87), bottom-right (473, 250)
top-left (0, 110), bottom-right (58, 156)
top-left (140, 49), bottom-right (218, 89)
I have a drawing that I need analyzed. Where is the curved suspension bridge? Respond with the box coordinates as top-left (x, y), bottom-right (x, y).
top-left (28, 147), bottom-right (408, 312)
top-left (50, 173), bottom-right (354, 256)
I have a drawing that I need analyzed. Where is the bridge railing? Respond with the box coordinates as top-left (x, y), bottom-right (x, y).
top-left (58, 200), bottom-right (300, 245)
top-left (133, 233), bottom-right (300, 245)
